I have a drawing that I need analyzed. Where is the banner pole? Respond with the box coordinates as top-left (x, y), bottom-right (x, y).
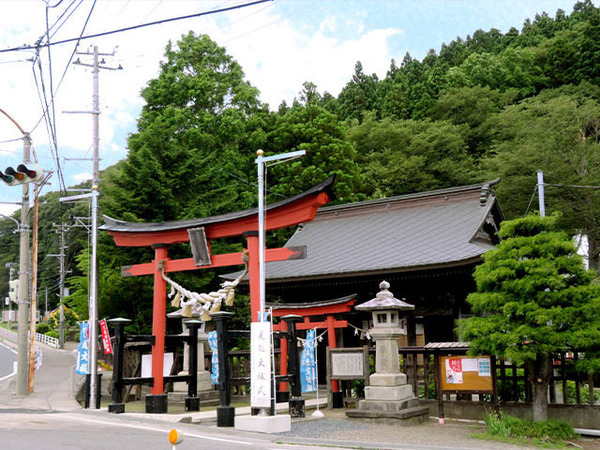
top-left (312, 327), bottom-right (324, 417)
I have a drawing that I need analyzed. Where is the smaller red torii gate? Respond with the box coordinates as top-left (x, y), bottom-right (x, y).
top-left (271, 295), bottom-right (356, 393)
top-left (100, 177), bottom-right (335, 408)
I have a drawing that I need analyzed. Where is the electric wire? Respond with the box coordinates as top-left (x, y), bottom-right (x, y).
top-left (30, 0), bottom-right (97, 194)
top-left (0, 0), bottom-right (273, 54)
top-left (523, 184), bottom-right (538, 217)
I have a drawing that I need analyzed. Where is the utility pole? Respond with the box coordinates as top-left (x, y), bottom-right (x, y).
top-left (58, 224), bottom-right (66, 349)
top-left (537, 170), bottom-right (545, 217)
top-left (71, 46), bottom-right (121, 408)
top-left (16, 133), bottom-right (31, 396)
top-left (49, 222), bottom-right (68, 348)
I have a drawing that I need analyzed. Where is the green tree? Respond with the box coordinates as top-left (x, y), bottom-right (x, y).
top-left (484, 83), bottom-right (600, 274)
top-left (103, 32), bottom-right (267, 223)
top-left (445, 47), bottom-right (546, 100)
top-left (458, 215), bottom-right (600, 422)
top-left (347, 113), bottom-right (476, 198)
top-left (266, 82), bottom-right (365, 204)
top-left (337, 61), bottom-right (379, 122)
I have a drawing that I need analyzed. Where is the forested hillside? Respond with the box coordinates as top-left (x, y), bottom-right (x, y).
top-left (1, 1), bottom-right (599, 332)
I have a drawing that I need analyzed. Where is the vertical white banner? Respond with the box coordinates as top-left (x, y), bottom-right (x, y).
top-left (250, 321), bottom-right (271, 408)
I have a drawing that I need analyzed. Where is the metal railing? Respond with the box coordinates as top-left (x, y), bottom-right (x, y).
top-left (34, 332), bottom-right (59, 349)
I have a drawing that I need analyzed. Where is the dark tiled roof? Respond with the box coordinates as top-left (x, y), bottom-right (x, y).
top-left (259, 180), bottom-right (503, 282)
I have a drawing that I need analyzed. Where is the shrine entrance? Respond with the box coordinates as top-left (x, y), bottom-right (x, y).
top-left (100, 177), bottom-right (334, 413)
top-left (270, 294), bottom-right (356, 405)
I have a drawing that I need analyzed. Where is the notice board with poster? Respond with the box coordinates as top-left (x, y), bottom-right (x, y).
top-left (440, 355), bottom-right (494, 392)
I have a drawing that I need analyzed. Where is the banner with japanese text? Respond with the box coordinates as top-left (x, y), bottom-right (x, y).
top-left (301, 328), bottom-right (317, 393)
top-left (208, 331), bottom-right (219, 385)
top-left (99, 319), bottom-right (113, 355)
top-left (75, 322), bottom-right (89, 375)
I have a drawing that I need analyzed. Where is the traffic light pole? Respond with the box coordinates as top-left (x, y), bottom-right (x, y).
top-left (16, 132), bottom-right (31, 396)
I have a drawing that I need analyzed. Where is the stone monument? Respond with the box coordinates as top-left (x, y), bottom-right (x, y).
top-left (346, 281), bottom-right (429, 424)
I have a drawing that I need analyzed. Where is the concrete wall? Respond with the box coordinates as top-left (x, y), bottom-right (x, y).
top-left (421, 399), bottom-right (600, 430)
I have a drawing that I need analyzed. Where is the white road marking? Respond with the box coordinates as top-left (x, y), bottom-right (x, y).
top-left (59, 414), bottom-right (253, 446)
top-left (0, 342), bottom-right (17, 382)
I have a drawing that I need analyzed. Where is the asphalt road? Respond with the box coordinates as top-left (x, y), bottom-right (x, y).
top-left (0, 342), bottom-right (17, 381)
top-left (0, 411), bottom-right (344, 450)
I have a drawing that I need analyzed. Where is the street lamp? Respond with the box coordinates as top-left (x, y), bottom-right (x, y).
top-left (255, 149), bottom-right (305, 321)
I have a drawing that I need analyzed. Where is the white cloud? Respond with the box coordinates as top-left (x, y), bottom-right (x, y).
top-left (72, 171), bottom-right (92, 183)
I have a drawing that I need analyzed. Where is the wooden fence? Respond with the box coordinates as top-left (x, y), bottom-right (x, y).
top-left (205, 346), bottom-right (598, 408)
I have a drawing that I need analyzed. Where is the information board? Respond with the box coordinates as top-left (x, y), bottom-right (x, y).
top-left (440, 355), bottom-right (494, 392)
top-left (327, 346), bottom-right (370, 380)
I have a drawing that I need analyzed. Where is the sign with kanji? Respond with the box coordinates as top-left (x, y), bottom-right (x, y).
top-left (301, 329), bottom-right (317, 393)
top-left (99, 319), bottom-right (113, 355)
top-left (445, 358), bottom-right (463, 384)
top-left (75, 322), bottom-right (89, 375)
top-left (250, 321), bottom-right (271, 408)
top-left (208, 331), bottom-right (219, 385)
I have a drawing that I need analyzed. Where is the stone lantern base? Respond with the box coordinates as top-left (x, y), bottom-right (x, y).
top-left (345, 373), bottom-right (429, 424)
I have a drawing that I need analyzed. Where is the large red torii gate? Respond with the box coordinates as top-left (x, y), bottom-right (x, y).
top-left (100, 177), bottom-right (335, 400)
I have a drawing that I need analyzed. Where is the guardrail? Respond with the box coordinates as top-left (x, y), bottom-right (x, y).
top-left (35, 332), bottom-right (59, 348)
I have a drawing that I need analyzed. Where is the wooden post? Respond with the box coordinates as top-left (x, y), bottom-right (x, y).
top-left (108, 318), bottom-right (130, 413)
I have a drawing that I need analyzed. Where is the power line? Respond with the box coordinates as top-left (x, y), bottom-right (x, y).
top-left (0, 0), bottom-right (273, 54)
top-left (30, 0), bottom-right (98, 194)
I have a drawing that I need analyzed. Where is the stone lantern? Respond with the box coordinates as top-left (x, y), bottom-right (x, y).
top-left (346, 281), bottom-right (429, 423)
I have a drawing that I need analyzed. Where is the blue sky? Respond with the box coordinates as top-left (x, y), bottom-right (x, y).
top-left (0, 0), bottom-right (586, 216)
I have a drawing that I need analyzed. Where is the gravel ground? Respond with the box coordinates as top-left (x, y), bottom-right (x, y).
top-left (276, 408), bottom-right (600, 450)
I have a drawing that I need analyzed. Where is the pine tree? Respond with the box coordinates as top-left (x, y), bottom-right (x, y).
top-left (459, 215), bottom-right (600, 422)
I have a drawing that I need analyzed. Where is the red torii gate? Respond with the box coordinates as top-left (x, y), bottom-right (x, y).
top-left (100, 177), bottom-right (335, 403)
top-left (270, 295), bottom-right (356, 393)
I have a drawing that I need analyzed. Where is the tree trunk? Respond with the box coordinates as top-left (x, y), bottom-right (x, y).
top-left (527, 354), bottom-right (553, 422)
top-left (587, 233), bottom-right (600, 276)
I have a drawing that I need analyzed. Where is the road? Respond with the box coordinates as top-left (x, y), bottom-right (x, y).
top-left (0, 342), bottom-right (17, 381)
top-left (0, 411), bottom-right (346, 450)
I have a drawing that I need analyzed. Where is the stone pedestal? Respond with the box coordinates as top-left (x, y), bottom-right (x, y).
top-left (174, 329), bottom-right (212, 392)
top-left (235, 414), bottom-right (292, 433)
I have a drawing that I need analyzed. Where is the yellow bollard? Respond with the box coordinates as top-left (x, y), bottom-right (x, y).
top-left (168, 429), bottom-right (184, 449)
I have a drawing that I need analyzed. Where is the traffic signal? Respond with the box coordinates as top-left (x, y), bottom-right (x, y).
top-left (8, 279), bottom-right (18, 302)
top-left (0, 164), bottom-right (43, 186)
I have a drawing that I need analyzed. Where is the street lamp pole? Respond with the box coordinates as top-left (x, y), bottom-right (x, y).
top-left (255, 149), bottom-right (305, 321)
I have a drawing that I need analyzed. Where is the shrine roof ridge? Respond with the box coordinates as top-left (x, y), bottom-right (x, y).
top-left (100, 176), bottom-right (335, 233)
top-left (317, 178), bottom-right (501, 214)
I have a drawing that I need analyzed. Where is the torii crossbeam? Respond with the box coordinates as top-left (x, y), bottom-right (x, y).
top-left (100, 177), bottom-right (335, 407)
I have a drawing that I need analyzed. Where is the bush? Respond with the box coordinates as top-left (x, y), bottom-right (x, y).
top-left (484, 412), bottom-right (578, 443)
top-left (36, 323), bottom-right (52, 334)
top-left (45, 330), bottom-right (60, 339)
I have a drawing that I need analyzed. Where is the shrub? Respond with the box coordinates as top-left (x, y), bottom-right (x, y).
top-left (484, 412), bottom-right (578, 443)
top-left (45, 330), bottom-right (60, 339)
top-left (36, 323), bottom-right (52, 334)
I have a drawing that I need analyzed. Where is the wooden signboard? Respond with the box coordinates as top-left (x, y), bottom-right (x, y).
top-left (327, 346), bottom-right (370, 381)
top-left (326, 346), bottom-right (370, 408)
top-left (440, 355), bottom-right (494, 393)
